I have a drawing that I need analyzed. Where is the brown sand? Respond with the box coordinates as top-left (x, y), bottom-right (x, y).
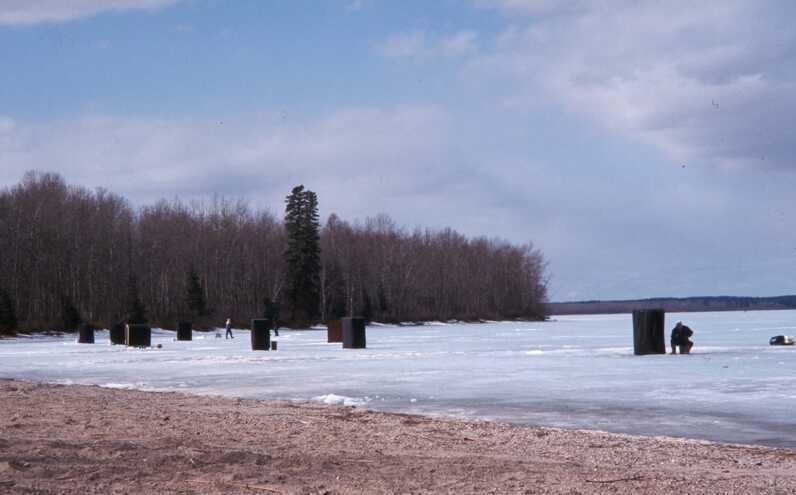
top-left (0, 379), bottom-right (793, 494)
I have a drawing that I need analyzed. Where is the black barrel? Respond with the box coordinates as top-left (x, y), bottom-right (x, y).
top-left (632, 309), bottom-right (665, 355)
top-left (327, 319), bottom-right (342, 343)
top-left (251, 318), bottom-right (271, 351)
top-left (78, 323), bottom-right (95, 344)
top-left (342, 317), bottom-right (366, 349)
top-left (126, 324), bottom-right (151, 347)
top-left (177, 320), bottom-right (192, 341)
top-left (109, 323), bottom-right (126, 345)
top-left (271, 341), bottom-right (278, 351)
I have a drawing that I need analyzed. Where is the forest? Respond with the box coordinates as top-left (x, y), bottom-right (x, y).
top-left (0, 171), bottom-right (548, 333)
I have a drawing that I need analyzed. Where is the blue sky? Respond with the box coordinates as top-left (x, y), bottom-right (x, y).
top-left (1, 0), bottom-right (795, 301)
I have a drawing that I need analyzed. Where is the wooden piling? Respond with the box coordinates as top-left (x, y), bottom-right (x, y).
top-left (126, 324), bottom-right (151, 348)
top-left (632, 309), bottom-right (665, 355)
top-left (342, 317), bottom-right (366, 349)
top-left (78, 323), bottom-right (94, 344)
top-left (327, 319), bottom-right (342, 343)
top-left (109, 323), bottom-right (125, 345)
top-left (251, 318), bottom-right (270, 351)
top-left (177, 320), bottom-right (192, 341)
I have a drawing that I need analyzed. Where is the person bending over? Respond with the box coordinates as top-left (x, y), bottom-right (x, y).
top-left (670, 321), bottom-right (694, 354)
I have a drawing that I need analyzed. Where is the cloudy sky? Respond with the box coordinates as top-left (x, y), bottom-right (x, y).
top-left (1, 0), bottom-right (795, 301)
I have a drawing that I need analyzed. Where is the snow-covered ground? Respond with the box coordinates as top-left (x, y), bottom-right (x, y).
top-left (1, 310), bottom-right (795, 448)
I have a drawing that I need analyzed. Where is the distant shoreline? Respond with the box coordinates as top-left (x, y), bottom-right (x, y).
top-left (547, 295), bottom-right (796, 315)
top-left (1, 379), bottom-right (793, 494)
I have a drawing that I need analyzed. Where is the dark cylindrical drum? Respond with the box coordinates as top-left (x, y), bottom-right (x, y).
top-left (342, 317), bottom-right (366, 349)
top-left (633, 309), bottom-right (665, 355)
top-left (270, 341), bottom-right (278, 351)
top-left (177, 320), bottom-right (192, 341)
top-left (109, 323), bottom-right (126, 345)
top-left (78, 323), bottom-right (94, 344)
top-left (251, 318), bottom-right (271, 351)
top-left (327, 319), bottom-right (342, 343)
top-left (126, 324), bottom-right (152, 347)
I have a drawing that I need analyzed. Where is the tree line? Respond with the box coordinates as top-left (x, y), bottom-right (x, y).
top-left (0, 171), bottom-right (547, 334)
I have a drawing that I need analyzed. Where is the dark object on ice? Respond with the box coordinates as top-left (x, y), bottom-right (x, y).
top-left (78, 323), bottom-right (95, 344)
top-left (271, 341), bottom-right (278, 351)
top-left (327, 319), bottom-right (343, 343)
top-left (632, 309), bottom-right (665, 355)
top-left (250, 319), bottom-right (271, 351)
top-left (263, 297), bottom-right (280, 336)
top-left (109, 323), bottom-right (126, 345)
top-left (126, 324), bottom-right (151, 347)
top-left (770, 335), bottom-right (794, 346)
top-left (342, 317), bottom-right (366, 349)
top-left (670, 321), bottom-right (694, 354)
top-left (177, 320), bottom-right (192, 341)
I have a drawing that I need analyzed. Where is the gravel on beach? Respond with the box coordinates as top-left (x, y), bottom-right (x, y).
top-left (0, 379), bottom-right (794, 494)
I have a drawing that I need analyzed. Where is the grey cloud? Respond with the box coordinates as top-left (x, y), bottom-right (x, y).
top-left (469, 1), bottom-right (796, 171)
top-left (0, 0), bottom-right (181, 25)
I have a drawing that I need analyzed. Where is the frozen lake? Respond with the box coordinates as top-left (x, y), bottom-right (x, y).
top-left (1, 310), bottom-right (795, 448)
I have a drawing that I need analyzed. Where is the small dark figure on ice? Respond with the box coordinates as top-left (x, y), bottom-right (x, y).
top-left (264, 298), bottom-right (280, 337)
top-left (225, 317), bottom-right (234, 339)
top-left (670, 321), bottom-right (694, 354)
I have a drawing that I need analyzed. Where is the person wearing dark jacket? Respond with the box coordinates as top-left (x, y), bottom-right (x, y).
top-left (671, 321), bottom-right (694, 354)
top-left (670, 322), bottom-right (682, 354)
top-left (679, 323), bottom-right (694, 354)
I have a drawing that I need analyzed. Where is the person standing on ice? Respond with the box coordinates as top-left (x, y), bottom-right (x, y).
top-left (225, 318), bottom-right (233, 339)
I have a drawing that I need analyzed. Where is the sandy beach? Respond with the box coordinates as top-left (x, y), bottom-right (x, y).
top-left (0, 380), bottom-right (793, 494)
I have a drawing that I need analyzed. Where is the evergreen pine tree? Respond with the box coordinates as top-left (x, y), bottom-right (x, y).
top-left (0, 288), bottom-right (18, 334)
top-left (185, 269), bottom-right (207, 318)
top-left (284, 185), bottom-right (322, 325)
top-left (127, 275), bottom-right (148, 324)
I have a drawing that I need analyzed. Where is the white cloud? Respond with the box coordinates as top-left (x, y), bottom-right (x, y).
top-left (472, 0), bottom-right (587, 16)
top-left (468, 1), bottom-right (796, 171)
top-left (376, 30), bottom-right (478, 59)
top-left (0, 0), bottom-right (181, 25)
top-left (0, 107), bottom-right (458, 219)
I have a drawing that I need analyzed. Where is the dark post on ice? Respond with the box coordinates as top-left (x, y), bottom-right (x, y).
top-left (177, 320), bottom-right (192, 341)
top-left (342, 317), bottom-right (366, 349)
top-left (327, 319), bottom-right (343, 343)
top-left (632, 309), bottom-right (665, 355)
top-left (126, 324), bottom-right (152, 347)
top-left (109, 323), bottom-right (126, 345)
top-left (78, 322), bottom-right (95, 344)
top-left (250, 318), bottom-right (271, 351)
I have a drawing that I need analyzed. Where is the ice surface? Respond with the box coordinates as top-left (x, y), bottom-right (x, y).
top-left (1, 311), bottom-right (795, 448)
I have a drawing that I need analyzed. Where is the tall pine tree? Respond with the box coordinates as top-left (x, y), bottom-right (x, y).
top-left (284, 185), bottom-right (321, 325)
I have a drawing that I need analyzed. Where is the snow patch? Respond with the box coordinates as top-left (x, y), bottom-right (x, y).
top-left (313, 393), bottom-right (369, 407)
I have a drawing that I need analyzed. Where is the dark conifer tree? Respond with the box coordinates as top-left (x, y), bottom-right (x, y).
top-left (0, 288), bottom-right (17, 334)
top-left (284, 185), bottom-right (322, 325)
top-left (185, 269), bottom-right (207, 318)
